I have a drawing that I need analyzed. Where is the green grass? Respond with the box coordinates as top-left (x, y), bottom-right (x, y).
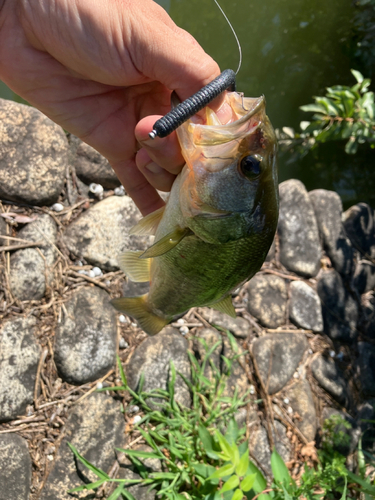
top-left (68, 335), bottom-right (375, 500)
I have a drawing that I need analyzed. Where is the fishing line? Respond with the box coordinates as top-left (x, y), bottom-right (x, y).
top-left (149, 0), bottom-right (242, 139)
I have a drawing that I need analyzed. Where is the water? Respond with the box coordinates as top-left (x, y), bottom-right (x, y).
top-left (1, 0), bottom-right (373, 208)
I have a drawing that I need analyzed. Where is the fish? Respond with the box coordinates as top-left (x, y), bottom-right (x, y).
top-left (111, 91), bottom-right (279, 335)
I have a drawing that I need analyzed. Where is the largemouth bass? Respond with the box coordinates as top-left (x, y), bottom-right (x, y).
top-left (112, 92), bottom-right (278, 335)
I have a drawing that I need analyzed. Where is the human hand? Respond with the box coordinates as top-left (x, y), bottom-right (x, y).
top-left (0, 0), bottom-right (230, 214)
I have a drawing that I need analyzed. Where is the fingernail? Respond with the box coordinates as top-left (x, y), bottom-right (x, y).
top-left (145, 162), bottom-right (164, 174)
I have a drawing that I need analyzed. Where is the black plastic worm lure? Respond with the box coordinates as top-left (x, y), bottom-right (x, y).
top-left (149, 69), bottom-right (236, 139)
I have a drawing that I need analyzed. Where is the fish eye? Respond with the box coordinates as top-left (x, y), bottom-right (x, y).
top-left (240, 155), bottom-right (262, 178)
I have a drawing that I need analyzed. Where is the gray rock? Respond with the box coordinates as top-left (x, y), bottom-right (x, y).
top-left (54, 287), bottom-right (117, 385)
top-left (311, 355), bottom-right (351, 407)
top-left (0, 99), bottom-right (68, 205)
top-left (0, 216), bottom-right (7, 235)
top-left (265, 237), bottom-right (276, 262)
top-left (278, 179), bottom-right (321, 277)
top-left (247, 274), bottom-right (287, 328)
top-left (9, 214), bottom-right (58, 301)
top-left (353, 260), bottom-right (375, 295)
top-left (249, 421), bottom-right (291, 477)
top-left (252, 332), bottom-right (308, 394)
top-left (116, 445), bottom-right (160, 500)
top-left (289, 280), bottom-right (323, 332)
top-left (309, 189), bottom-right (353, 276)
top-left (356, 400), bottom-right (375, 453)
top-left (0, 434), bottom-right (31, 500)
top-left (317, 270), bottom-right (358, 343)
top-left (63, 195), bottom-right (152, 271)
top-left (0, 316), bottom-right (40, 422)
top-left (222, 334), bottom-right (248, 399)
top-left (357, 342), bottom-right (375, 397)
top-left (360, 295), bottom-right (375, 340)
top-left (198, 307), bottom-right (252, 338)
top-left (287, 378), bottom-right (317, 442)
top-left (127, 328), bottom-right (191, 409)
top-left (40, 393), bottom-right (125, 500)
top-left (193, 327), bottom-right (222, 380)
top-left (343, 203), bottom-right (375, 259)
top-left (72, 137), bottom-right (121, 189)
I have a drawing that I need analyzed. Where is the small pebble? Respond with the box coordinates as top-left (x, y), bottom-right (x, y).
top-left (308, 348), bottom-right (313, 354)
top-left (119, 338), bottom-right (129, 349)
top-left (249, 384), bottom-right (255, 395)
top-left (119, 315), bottom-right (128, 324)
top-left (88, 270), bottom-right (96, 278)
top-left (89, 183), bottom-right (104, 199)
top-left (47, 455), bottom-right (54, 461)
top-left (96, 382), bottom-right (103, 390)
top-left (92, 266), bottom-right (103, 277)
top-left (177, 318), bottom-right (185, 325)
top-left (131, 322), bottom-right (137, 328)
top-left (51, 202), bottom-right (64, 212)
top-left (180, 326), bottom-right (189, 335)
top-left (293, 372), bottom-right (299, 379)
top-left (329, 350), bottom-right (336, 358)
top-left (78, 269), bottom-right (88, 275)
top-left (283, 398), bottom-right (289, 405)
top-left (77, 261), bottom-right (84, 267)
top-left (114, 185), bottom-right (126, 196)
top-left (133, 415), bottom-right (142, 424)
top-left (287, 406), bottom-right (293, 414)
top-left (128, 405), bottom-right (140, 413)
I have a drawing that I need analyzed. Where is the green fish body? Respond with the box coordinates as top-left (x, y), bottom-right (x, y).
top-left (112, 92), bottom-right (278, 334)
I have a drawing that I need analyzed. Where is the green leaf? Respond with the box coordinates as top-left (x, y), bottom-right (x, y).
top-left (215, 430), bottom-right (234, 460)
top-left (240, 473), bottom-right (257, 492)
top-left (117, 355), bottom-right (127, 387)
top-left (219, 474), bottom-right (239, 493)
top-left (300, 103), bottom-right (327, 114)
top-left (351, 69), bottom-right (364, 83)
top-left (116, 448), bottom-right (163, 460)
top-left (68, 479), bottom-right (106, 493)
top-left (67, 443), bottom-right (109, 480)
top-left (208, 463), bottom-right (236, 480)
top-left (225, 418), bottom-right (240, 445)
top-left (340, 476), bottom-right (347, 500)
top-left (270, 450), bottom-right (291, 485)
top-left (231, 489), bottom-right (243, 500)
top-left (347, 471), bottom-right (375, 495)
top-left (247, 461), bottom-right (267, 493)
top-left (235, 451), bottom-right (249, 477)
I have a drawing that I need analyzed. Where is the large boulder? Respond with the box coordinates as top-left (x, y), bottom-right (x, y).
top-left (0, 98), bottom-right (68, 205)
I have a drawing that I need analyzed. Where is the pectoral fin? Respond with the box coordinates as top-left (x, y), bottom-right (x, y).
top-left (210, 295), bottom-right (236, 318)
top-left (140, 227), bottom-right (192, 259)
top-left (111, 294), bottom-right (167, 335)
top-left (117, 251), bottom-right (151, 282)
top-left (129, 206), bottom-right (165, 236)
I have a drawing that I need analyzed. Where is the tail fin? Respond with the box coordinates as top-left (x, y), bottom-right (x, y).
top-left (111, 294), bottom-right (168, 336)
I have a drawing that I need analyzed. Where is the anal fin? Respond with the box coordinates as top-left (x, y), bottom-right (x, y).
top-left (117, 251), bottom-right (151, 282)
top-left (210, 295), bottom-right (236, 318)
top-left (111, 295), bottom-right (167, 335)
top-left (129, 206), bottom-right (165, 236)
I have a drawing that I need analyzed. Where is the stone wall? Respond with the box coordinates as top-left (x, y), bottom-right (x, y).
top-left (0, 98), bottom-right (374, 499)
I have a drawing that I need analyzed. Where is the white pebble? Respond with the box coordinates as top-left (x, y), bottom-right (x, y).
top-left (114, 185), bottom-right (126, 196)
top-left (129, 405), bottom-right (139, 413)
top-left (92, 266), bottom-right (103, 277)
top-left (89, 183), bottom-right (104, 198)
top-left (283, 398), bottom-right (289, 405)
top-left (249, 384), bottom-right (255, 395)
top-left (133, 415), bottom-right (142, 424)
top-left (180, 326), bottom-right (189, 335)
top-left (293, 372), bottom-right (299, 379)
top-left (88, 270), bottom-right (96, 278)
top-left (131, 322), bottom-right (137, 328)
top-left (78, 270), bottom-right (88, 275)
top-left (51, 203), bottom-right (64, 212)
top-left (287, 406), bottom-right (293, 414)
top-left (47, 455), bottom-right (54, 461)
top-left (308, 348), bottom-right (313, 354)
top-left (119, 315), bottom-right (128, 324)
top-left (119, 338), bottom-right (129, 349)
top-left (329, 350), bottom-right (336, 358)
top-left (96, 382), bottom-right (103, 390)
top-left (177, 318), bottom-right (185, 325)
